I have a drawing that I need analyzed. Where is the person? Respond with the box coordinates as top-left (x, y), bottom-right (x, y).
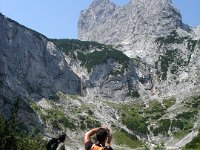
top-left (56, 133), bottom-right (66, 150)
top-left (84, 126), bottom-right (113, 150)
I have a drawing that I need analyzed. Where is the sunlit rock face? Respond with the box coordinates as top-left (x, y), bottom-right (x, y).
top-left (0, 13), bottom-right (81, 101)
top-left (78, 0), bottom-right (183, 60)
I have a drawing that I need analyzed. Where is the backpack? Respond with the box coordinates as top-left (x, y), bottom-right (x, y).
top-left (46, 138), bottom-right (59, 150)
top-left (91, 144), bottom-right (107, 150)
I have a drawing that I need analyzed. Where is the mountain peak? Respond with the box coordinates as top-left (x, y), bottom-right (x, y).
top-left (90, 0), bottom-right (110, 7)
top-left (78, 0), bottom-right (183, 59)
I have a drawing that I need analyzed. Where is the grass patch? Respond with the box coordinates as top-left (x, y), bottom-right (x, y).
top-left (183, 129), bottom-right (200, 150)
top-left (174, 130), bottom-right (189, 139)
top-left (30, 102), bottom-right (41, 114)
top-left (162, 97), bottom-right (176, 108)
top-left (43, 108), bottom-right (75, 130)
top-left (79, 115), bottom-right (101, 130)
top-left (121, 107), bottom-right (148, 135)
top-left (144, 100), bottom-right (166, 120)
top-left (113, 129), bottom-right (143, 149)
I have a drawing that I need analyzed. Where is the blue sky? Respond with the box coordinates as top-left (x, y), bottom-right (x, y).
top-left (0, 0), bottom-right (199, 39)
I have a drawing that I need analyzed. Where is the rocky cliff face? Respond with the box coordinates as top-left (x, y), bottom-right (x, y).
top-left (0, 13), bottom-right (80, 99)
top-left (0, 13), bottom-right (81, 129)
top-left (78, 0), bottom-right (185, 61)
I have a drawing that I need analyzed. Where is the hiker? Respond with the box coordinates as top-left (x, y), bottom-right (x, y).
top-left (47, 133), bottom-right (66, 150)
top-left (56, 133), bottom-right (66, 150)
top-left (84, 126), bottom-right (113, 150)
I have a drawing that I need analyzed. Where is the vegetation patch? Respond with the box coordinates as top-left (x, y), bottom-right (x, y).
top-left (187, 39), bottom-right (200, 52)
top-left (184, 95), bottom-right (200, 109)
top-left (171, 111), bottom-right (197, 135)
top-left (155, 30), bottom-right (188, 48)
top-left (79, 115), bottom-right (101, 130)
top-left (113, 129), bottom-right (143, 149)
top-left (152, 119), bottom-right (171, 136)
top-left (155, 31), bottom-right (200, 80)
top-left (144, 100), bottom-right (166, 120)
top-left (162, 97), bottom-right (176, 108)
top-left (155, 49), bottom-right (186, 80)
top-left (183, 129), bottom-right (200, 150)
top-left (30, 102), bottom-right (42, 114)
top-left (0, 100), bottom-right (46, 150)
top-left (51, 39), bottom-right (106, 55)
top-left (42, 108), bottom-right (75, 130)
top-left (48, 94), bottom-right (60, 102)
top-left (77, 49), bottom-right (129, 72)
top-left (128, 89), bottom-right (140, 98)
top-left (121, 107), bottom-right (148, 135)
top-left (0, 80), bottom-right (3, 87)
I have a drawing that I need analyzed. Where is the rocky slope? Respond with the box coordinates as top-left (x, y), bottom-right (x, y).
top-left (51, 37), bottom-right (200, 149)
top-left (78, 0), bottom-right (200, 101)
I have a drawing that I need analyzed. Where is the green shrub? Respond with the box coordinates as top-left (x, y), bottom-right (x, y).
top-left (176, 111), bottom-right (198, 120)
top-left (144, 101), bottom-right (165, 120)
top-left (51, 39), bottom-right (105, 55)
top-left (113, 129), bottom-right (143, 149)
top-left (155, 49), bottom-right (186, 80)
top-left (183, 129), bottom-right (200, 150)
top-left (162, 97), bottom-right (176, 108)
top-left (49, 94), bottom-right (60, 101)
top-left (77, 49), bottom-right (129, 72)
top-left (155, 31), bottom-right (198, 80)
top-left (44, 109), bottom-right (75, 129)
top-left (190, 95), bottom-right (200, 109)
top-left (171, 120), bottom-right (190, 131)
top-left (121, 108), bottom-right (148, 135)
top-left (155, 30), bottom-right (188, 48)
top-left (30, 102), bottom-right (41, 113)
top-left (79, 115), bottom-right (101, 130)
top-left (152, 119), bottom-right (171, 136)
top-left (187, 39), bottom-right (199, 52)
top-left (0, 80), bottom-right (3, 87)
top-left (129, 90), bottom-right (140, 98)
top-left (0, 99), bottom-right (46, 150)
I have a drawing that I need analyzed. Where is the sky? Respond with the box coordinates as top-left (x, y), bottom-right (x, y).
top-left (0, 0), bottom-right (200, 39)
